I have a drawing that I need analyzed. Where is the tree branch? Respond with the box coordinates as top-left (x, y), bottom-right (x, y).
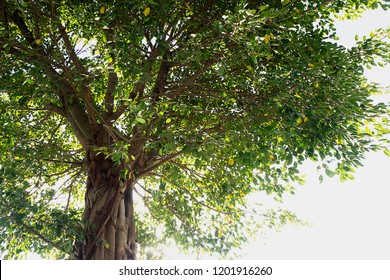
top-left (46, 103), bottom-right (67, 117)
top-left (0, 0), bottom-right (9, 31)
top-left (8, 9), bottom-right (36, 46)
top-left (106, 48), bottom-right (161, 122)
top-left (135, 151), bottom-right (182, 179)
top-left (152, 172), bottom-right (233, 216)
top-left (58, 25), bottom-right (100, 128)
top-left (1, 213), bottom-right (69, 256)
top-left (170, 41), bottom-right (234, 95)
top-left (104, 72), bottom-right (118, 115)
top-left (58, 25), bottom-right (88, 75)
top-left (151, 55), bottom-right (172, 99)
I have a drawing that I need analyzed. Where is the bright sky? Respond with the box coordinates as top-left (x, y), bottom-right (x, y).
top-left (165, 8), bottom-right (390, 260)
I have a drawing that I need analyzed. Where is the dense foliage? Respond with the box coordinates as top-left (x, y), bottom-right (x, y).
top-left (1, 0), bottom-right (389, 259)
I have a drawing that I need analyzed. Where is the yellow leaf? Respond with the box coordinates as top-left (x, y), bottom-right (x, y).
top-left (34, 38), bottom-right (42, 45)
top-left (166, 118), bottom-right (172, 124)
top-left (218, 230), bottom-right (223, 238)
top-left (246, 65), bottom-right (253, 71)
top-left (308, 63), bottom-right (314, 68)
top-left (264, 34), bottom-right (271, 44)
top-left (227, 158), bottom-right (234, 166)
top-left (269, 154), bottom-right (274, 161)
top-left (304, 116), bottom-right (309, 123)
top-left (296, 117), bottom-right (303, 125)
top-left (100, 6), bottom-right (105, 14)
top-left (315, 82), bottom-right (319, 88)
top-left (144, 7), bottom-right (151, 16)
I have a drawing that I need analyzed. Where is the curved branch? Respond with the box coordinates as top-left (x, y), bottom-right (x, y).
top-left (152, 172), bottom-right (232, 216)
top-left (135, 151), bottom-right (182, 180)
top-left (46, 103), bottom-right (67, 117)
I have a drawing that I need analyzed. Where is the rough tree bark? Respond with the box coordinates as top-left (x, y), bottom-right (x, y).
top-left (71, 123), bottom-right (138, 260)
top-left (76, 153), bottom-right (136, 260)
top-left (0, 1), bottom-right (172, 260)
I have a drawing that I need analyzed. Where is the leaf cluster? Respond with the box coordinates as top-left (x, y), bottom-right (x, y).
top-left (1, 0), bottom-right (389, 258)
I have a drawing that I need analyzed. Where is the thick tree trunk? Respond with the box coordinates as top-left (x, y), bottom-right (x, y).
top-left (75, 150), bottom-right (136, 260)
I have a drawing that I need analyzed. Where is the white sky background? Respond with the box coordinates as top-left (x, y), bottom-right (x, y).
top-left (165, 8), bottom-right (390, 260)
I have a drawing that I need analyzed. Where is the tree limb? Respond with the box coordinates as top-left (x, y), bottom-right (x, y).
top-left (58, 25), bottom-right (88, 75)
top-left (135, 151), bottom-right (182, 179)
top-left (8, 9), bottom-right (36, 46)
top-left (106, 48), bottom-right (161, 122)
top-left (104, 72), bottom-right (118, 115)
top-left (1, 213), bottom-right (69, 256)
top-left (46, 103), bottom-right (67, 117)
top-left (170, 41), bottom-right (234, 94)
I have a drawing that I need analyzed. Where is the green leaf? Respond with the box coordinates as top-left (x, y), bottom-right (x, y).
top-left (135, 117), bottom-right (146, 124)
top-left (325, 169), bottom-right (335, 178)
top-left (18, 96), bottom-right (29, 106)
top-left (1, 0), bottom-right (389, 260)
top-left (120, 169), bottom-right (128, 180)
top-left (112, 153), bottom-right (122, 162)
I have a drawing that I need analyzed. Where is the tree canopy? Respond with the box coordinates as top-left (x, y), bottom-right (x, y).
top-left (1, 0), bottom-right (390, 259)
